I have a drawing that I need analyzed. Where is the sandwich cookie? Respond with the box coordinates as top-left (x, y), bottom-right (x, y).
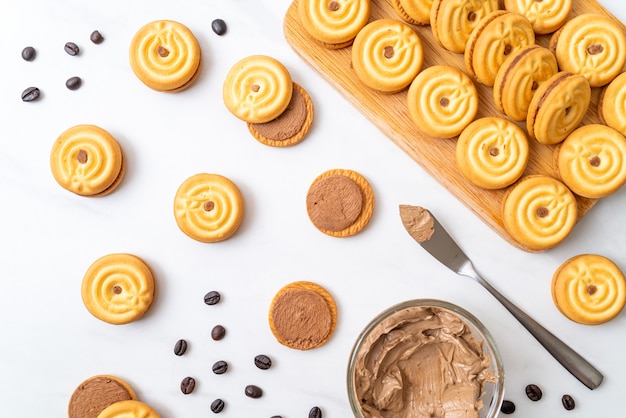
top-left (68, 375), bottom-right (137, 418)
top-left (97, 400), bottom-right (160, 418)
top-left (391, 0), bottom-right (434, 25)
top-left (503, 0), bottom-right (572, 35)
top-left (298, 0), bottom-right (370, 49)
top-left (599, 71), bottom-right (626, 136)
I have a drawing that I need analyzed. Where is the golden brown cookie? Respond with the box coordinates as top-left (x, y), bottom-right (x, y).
top-left (97, 400), bottom-right (160, 418)
top-left (247, 82), bottom-right (314, 147)
top-left (555, 124), bottom-right (626, 199)
top-left (430, 0), bottom-right (499, 53)
top-left (298, 0), bottom-right (370, 49)
top-left (503, 0), bottom-right (571, 35)
top-left (406, 65), bottom-right (478, 138)
top-left (129, 20), bottom-right (201, 92)
top-left (68, 375), bottom-right (137, 418)
top-left (464, 10), bottom-right (536, 87)
top-left (598, 71), bottom-right (626, 136)
top-left (456, 117), bottom-right (529, 189)
top-left (391, 0), bottom-right (433, 25)
top-left (552, 254), bottom-right (626, 325)
top-left (351, 19), bottom-right (424, 93)
top-left (268, 281), bottom-right (337, 350)
top-left (502, 175), bottom-right (577, 252)
top-left (526, 71), bottom-right (591, 145)
top-left (173, 173), bottom-right (245, 243)
top-left (551, 14), bottom-right (626, 88)
top-left (493, 45), bottom-right (558, 122)
top-left (306, 169), bottom-right (374, 237)
top-left (50, 124), bottom-right (125, 197)
top-left (82, 254), bottom-right (156, 325)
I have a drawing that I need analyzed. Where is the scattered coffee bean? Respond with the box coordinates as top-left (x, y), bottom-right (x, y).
top-left (180, 376), bottom-right (196, 394)
top-left (244, 384), bottom-right (263, 398)
top-left (270, 416), bottom-right (282, 418)
top-left (500, 399), bottom-right (516, 414)
top-left (525, 384), bottom-right (543, 401)
top-left (211, 19), bottom-right (227, 35)
top-left (21, 46), bottom-right (36, 61)
top-left (65, 76), bottom-right (82, 90)
top-left (254, 354), bottom-right (272, 370)
top-left (309, 406), bottom-right (322, 418)
top-left (90, 30), bottom-right (104, 44)
top-left (210, 398), bottom-right (225, 413)
top-left (562, 394), bottom-right (576, 410)
top-left (21, 86), bottom-right (41, 102)
top-left (211, 325), bottom-right (226, 340)
top-left (204, 290), bottom-right (221, 305)
top-left (212, 360), bottom-right (228, 375)
top-left (64, 42), bottom-right (80, 56)
top-left (174, 339), bottom-right (188, 356)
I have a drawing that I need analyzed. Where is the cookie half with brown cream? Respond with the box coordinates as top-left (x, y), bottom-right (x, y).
top-left (68, 375), bottom-right (137, 418)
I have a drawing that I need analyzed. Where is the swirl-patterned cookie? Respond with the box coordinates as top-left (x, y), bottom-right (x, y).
top-left (503, 0), bottom-right (571, 35)
top-left (81, 254), bottom-right (156, 325)
top-left (464, 10), bottom-right (536, 87)
top-left (599, 72), bottom-right (626, 136)
top-left (50, 124), bottom-right (125, 197)
top-left (129, 20), bottom-right (201, 92)
top-left (351, 19), bottom-right (424, 93)
top-left (555, 124), bottom-right (626, 199)
top-left (430, 0), bottom-right (499, 53)
top-left (407, 65), bottom-right (478, 138)
top-left (174, 173), bottom-right (245, 243)
top-left (502, 175), bottom-right (577, 252)
top-left (97, 400), bottom-right (160, 418)
top-left (223, 55), bottom-right (293, 124)
top-left (526, 71), bottom-right (591, 145)
top-left (551, 14), bottom-right (626, 88)
top-left (456, 117), bottom-right (529, 189)
top-left (392, 0), bottom-right (433, 25)
top-left (552, 254), bottom-right (626, 325)
top-left (493, 45), bottom-right (558, 122)
top-left (68, 375), bottom-right (137, 418)
top-left (298, 0), bottom-right (370, 49)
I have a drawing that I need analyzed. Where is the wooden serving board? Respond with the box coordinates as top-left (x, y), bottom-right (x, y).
top-left (284, 0), bottom-right (626, 252)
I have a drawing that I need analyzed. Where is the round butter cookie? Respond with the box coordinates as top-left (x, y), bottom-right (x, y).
top-left (503, 0), bottom-right (571, 35)
top-left (502, 175), bottom-right (577, 252)
top-left (407, 65), bottom-right (478, 138)
top-left (223, 55), bottom-right (293, 124)
top-left (555, 124), bottom-right (626, 199)
top-left (97, 400), bottom-right (160, 418)
top-left (268, 281), bottom-right (337, 350)
top-left (456, 117), bottom-right (529, 189)
top-left (306, 169), bottom-right (374, 237)
top-left (526, 71), bottom-right (591, 145)
top-left (50, 124), bottom-right (125, 197)
top-left (174, 173), bottom-right (245, 243)
top-left (430, 0), bottom-right (499, 53)
top-left (599, 71), bottom-right (626, 136)
top-left (129, 20), bottom-right (201, 92)
top-left (298, 0), bottom-right (370, 49)
top-left (82, 254), bottom-right (156, 325)
top-left (392, 0), bottom-right (433, 25)
top-left (551, 14), bottom-right (626, 87)
top-left (68, 375), bottom-right (137, 418)
top-left (351, 19), bottom-right (424, 93)
top-left (464, 10), bottom-right (536, 87)
top-left (552, 254), bottom-right (626, 325)
top-left (493, 45), bottom-right (558, 122)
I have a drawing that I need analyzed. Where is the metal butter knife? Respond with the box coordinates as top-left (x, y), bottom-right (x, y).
top-left (399, 204), bottom-right (604, 390)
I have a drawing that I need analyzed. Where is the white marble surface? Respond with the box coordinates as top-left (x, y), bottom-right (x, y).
top-left (1, 0), bottom-right (625, 417)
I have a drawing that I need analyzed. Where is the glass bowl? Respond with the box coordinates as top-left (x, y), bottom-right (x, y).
top-left (347, 299), bottom-right (504, 418)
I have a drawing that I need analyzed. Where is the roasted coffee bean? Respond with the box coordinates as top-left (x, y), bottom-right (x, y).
top-left (180, 376), bottom-right (196, 394)
top-left (66, 76), bottom-right (82, 90)
top-left (212, 360), bottom-right (228, 375)
top-left (204, 290), bottom-right (221, 305)
top-left (21, 46), bottom-right (36, 61)
top-left (211, 325), bottom-right (226, 340)
top-left (90, 30), bottom-right (104, 44)
top-left (270, 416), bottom-right (282, 418)
top-left (210, 398), bottom-right (225, 413)
top-left (211, 19), bottom-right (227, 35)
top-left (174, 339), bottom-right (188, 356)
top-left (562, 394), bottom-right (576, 410)
top-left (64, 42), bottom-right (80, 56)
top-left (254, 354), bottom-right (272, 370)
top-left (525, 384), bottom-right (543, 401)
top-left (21, 86), bottom-right (40, 102)
top-left (309, 406), bottom-right (322, 418)
top-left (244, 384), bottom-right (263, 398)
top-left (500, 400), bottom-right (516, 414)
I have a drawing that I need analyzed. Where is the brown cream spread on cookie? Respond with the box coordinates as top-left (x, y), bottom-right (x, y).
top-left (307, 174), bottom-right (363, 232)
top-left (250, 84), bottom-right (307, 141)
top-left (68, 376), bottom-right (134, 418)
top-left (353, 306), bottom-right (493, 417)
